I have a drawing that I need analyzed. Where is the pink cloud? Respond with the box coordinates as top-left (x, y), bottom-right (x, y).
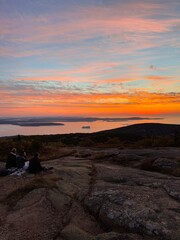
top-left (0, 0), bottom-right (179, 61)
top-left (0, 47), bottom-right (46, 58)
top-left (1, 2), bottom-right (179, 46)
top-left (15, 61), bottom-right (122, 83)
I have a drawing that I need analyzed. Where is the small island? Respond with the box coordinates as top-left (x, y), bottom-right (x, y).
top-left (82, 126), bottom-right (91, 129)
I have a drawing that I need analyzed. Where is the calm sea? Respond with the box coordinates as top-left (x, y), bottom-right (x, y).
top-left (0, 116), bottom-right (179, 137)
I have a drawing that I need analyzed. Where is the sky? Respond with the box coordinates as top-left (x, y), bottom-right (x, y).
top-left (0, 0), bottom-right (180, 118)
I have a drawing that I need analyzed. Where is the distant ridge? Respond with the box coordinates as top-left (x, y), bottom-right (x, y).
top-left (92, 123), bottom-right (180, 138)
top-left (0, 116), bottom-right (163, 127)
top-left (1, 123), bottom-right (179, 147)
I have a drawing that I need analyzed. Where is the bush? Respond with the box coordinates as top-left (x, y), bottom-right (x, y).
top-left (135, 136), bottom-right (175, 148)
top-left (140, 158), bottom-right (156, 171)
top-left (79, 137), bottom-right (95, 147)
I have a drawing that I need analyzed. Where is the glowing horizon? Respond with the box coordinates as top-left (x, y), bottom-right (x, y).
top-left (0, 0), bottom-right (179, 119)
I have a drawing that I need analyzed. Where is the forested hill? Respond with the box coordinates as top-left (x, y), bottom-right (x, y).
top-left (93, 123), bottom-right (180, 138)
top-left (87, 123), bottom-right (180, 146)
top-left (0, 123), bottom-right (180, 153)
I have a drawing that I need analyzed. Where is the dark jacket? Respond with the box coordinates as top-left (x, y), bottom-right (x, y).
top-left (5, 152), bottom-right (17, 168)
top-left (28, 156), bottom-right (43, 174)
top-left (16, 155), bottom-right (26, 169)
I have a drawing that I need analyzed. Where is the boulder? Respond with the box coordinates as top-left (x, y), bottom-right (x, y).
top-left (164, 182), bottom-right (180, 201)
top-left (85, 164), bottom-right (180, 240)
top-left (152, 158), bottom-right (179, 170)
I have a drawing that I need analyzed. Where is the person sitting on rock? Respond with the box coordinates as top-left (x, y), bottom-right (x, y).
top-left (16, 150), bottom-right (27, 169)
top-left (5, 148), bottom-right (17, 169)
top-left (28, 152), bottom-right (44, 174)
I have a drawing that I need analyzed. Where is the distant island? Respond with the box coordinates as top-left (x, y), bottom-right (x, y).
top-left (14, 122), bottom-right (65, 127)
top-left (0, 116), bottom-right (163, 127)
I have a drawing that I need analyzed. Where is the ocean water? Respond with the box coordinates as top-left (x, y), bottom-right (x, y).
top-left (0, 116), bottom-right (179, 137)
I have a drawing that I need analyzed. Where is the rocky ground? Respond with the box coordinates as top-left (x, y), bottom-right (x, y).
top-left (0, 147), bottom-right (179, 240)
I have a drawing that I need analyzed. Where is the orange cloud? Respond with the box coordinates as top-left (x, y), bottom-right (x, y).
top-left (144, 75), bottom-right (180, 92)
top-left (0, 90), bottom-right (179, 117)
top-left (145, 76), bottom-right (176, 81)
top-left (98, 77), bottom-right (139, 84)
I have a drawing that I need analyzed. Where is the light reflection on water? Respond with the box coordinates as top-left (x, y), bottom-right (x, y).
top-left (0, 116), bottom-right (179, 137)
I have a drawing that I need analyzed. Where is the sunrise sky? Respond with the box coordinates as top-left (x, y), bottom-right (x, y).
top-left (0, 0), bottom-right (180, 119)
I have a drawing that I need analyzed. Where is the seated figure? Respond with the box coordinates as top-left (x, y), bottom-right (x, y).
top-left (28, 153), bottom-right (43, 174)
top-left (16, 150), bottom-right (27, 169)
top-left (5, 148), bottom-right (17, 169)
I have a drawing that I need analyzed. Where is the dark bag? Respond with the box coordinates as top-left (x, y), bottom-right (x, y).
top-left (0, 168), bottom-right (10, 176)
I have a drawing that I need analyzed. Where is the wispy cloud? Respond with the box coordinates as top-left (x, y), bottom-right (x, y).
top-left (145, 75), bottom-right (176, 81)
top-left (1, 1), bottom-right (179, 50)
top-left (0, 0), bottom-right (179, 117)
